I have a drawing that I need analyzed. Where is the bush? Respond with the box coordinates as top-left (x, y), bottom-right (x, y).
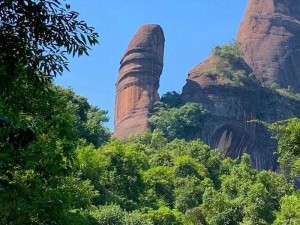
top-left (212, 41), bottom-right (256, 87)
top-left (90, 205), bottom-right (125, 225)
top-left (145, 207), bottom-right (185, 225)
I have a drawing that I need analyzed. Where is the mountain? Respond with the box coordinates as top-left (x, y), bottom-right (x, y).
top-left (113, 0), bottom-right (300, 170)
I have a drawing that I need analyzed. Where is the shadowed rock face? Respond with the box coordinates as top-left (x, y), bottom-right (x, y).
top-left (181, 54), bottom-right (300, 170)
top-left (181, 56), bottom-right (272, 170)
top-left (237, 0), bottom-right (300, 90)
top-left (113, 1), bottom-right (300, 170)
top-left (114, 24), bottom-right (165, 138)
top-left (180, 0), bottom-right (300, 170)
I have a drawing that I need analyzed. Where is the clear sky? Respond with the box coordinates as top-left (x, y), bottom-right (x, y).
top-left (55, 0), bottom-right (248, 130)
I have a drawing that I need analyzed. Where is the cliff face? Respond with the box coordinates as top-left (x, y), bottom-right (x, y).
top-left (114, 0), bottom-right (300, 170)
top-left (237, 0), bottom-right (300, 90)
top-left (181, 0), bottom-right (300, 170)
top-left (114, 24), bottom-right (165, 138)
top-left (181, 55), bottom-right (273, 170)
top-left (181, 55), bottom-right (300, 169)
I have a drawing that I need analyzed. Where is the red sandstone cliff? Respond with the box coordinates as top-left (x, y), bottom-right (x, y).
top-left (114, 24), bottom-right (165, 138)
top-left (113, 1), bottom-right (300, 170)
top-left (237, 0), bottom-right (300, 90)
top-left (180, 0), bottom-right (300, 170)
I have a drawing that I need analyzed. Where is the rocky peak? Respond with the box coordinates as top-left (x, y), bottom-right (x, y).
top-left (180, 0), bottom-right (300, 170)
top-left (237, 0), bottom-right (300, 90)
top-left (113, 1), bottom-right (300, 170)
top-left (114, 24), bottom-right (165, 139)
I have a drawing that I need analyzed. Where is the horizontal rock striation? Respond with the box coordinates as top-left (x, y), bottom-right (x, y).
top-left (114, 24), bottom-right (165, 138)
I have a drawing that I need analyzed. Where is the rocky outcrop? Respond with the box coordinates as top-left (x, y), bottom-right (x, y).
top-left (179, 0), bottom-right (300, 170)
top-left (181, 53), bottom-right (300, 170)
top-left (182, 0), bottom-right (300, 169)
top-left (114, 24), bottom-right (165, 138)
top-left (113, 0), bottom-right (300, 170)
top-left (237, 0), bottom-right (300, 91)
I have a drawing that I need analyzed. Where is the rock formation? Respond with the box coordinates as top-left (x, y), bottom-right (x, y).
top-left (113, 0), bottom-right (300, 170)
top-left (181, 54), bottom-right (300, 170)
top-left (114, 24), bottom-right (165, 138)
top-left (237, 0), bottom-right (300, 90)
top-left (181, 0), bottom-right (300, 170)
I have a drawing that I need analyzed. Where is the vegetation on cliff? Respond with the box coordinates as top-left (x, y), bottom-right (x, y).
top-left (149, 92), bottom-right (209, 141)
top-left (210, 42), bottom-right (300, 103)
top-left (189, 41), bottom-right (257, 87)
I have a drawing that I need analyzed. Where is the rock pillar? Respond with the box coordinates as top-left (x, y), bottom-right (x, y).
top-left (114, 24), bottom-right (165, 138)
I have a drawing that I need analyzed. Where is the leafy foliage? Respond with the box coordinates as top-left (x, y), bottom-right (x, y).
top-left (73, 131), bottom-right (300, 225)
top-left (0, 85), bottom-right (110, 224)
top-left (212, 41), bottom-right (257, 87)
top-left (202, 155), bottom-right (291, 225)
top-left (145, 207), bottom-right (185, 225)
top-left (0, 0), bottom-right (98, 78)
top-left (268, 118), bottom-right (300, 180)
top-left (213, 41), bottom-right (242, 64)
top-left (58, 87), bottom-right (110, 147)
top-left (273, 193), bottom-right (300, 225)
top-left (0, 1), bottom-right (105, 222)
top-left (149, 102), bottom-right (209, 141)
top-left (76, 141), bottom-right (147, 210)
top-left (160, 91), bottom-right (183, 109)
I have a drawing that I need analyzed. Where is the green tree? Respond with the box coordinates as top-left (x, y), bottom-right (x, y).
top-left (145, 207), bottom-right (185, 225)
top-left (0, 1), bottom-right (101, 223)
top-left (76, 141), bottom-right (148, 210)
top-left (142, 166), bottom-right (175, 208)
top-left (174, 176), bottom-right (205, 213)
top-left (201, 155), bottom-right (291, 225)
top-left (149, 103), bottom-right (209, 140)
top-left (0, 0), bottom-right (98, 93)
top-left (160, 91), bottom-right (182, 109)
top-left (273, 193), bottom-right (300, 225)
top-left (0, 87), bottom-right (100, 224)
top-left (269, 118), bottom-right (300, 180)
top-left (89, 205), bottom-right (125, 225)
top-left (58, 87), bottom-right (110, 147)
top-left (88, 205), bottom-right (154, 225)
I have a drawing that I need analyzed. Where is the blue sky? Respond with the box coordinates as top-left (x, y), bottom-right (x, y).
top-left (55, 0), bottom-right (248, 130)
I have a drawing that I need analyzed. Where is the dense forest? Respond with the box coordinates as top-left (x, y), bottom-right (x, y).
top-left (1, 1), bottom-right (300, 224)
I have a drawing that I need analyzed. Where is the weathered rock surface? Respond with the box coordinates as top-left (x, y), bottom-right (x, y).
top-left (181, 53), bottom-right (300, 171)
top-left (180, 0), bottom-right (300, 170)
top-left (114, 24), bottom-right (165, 138)
top-left (237, 0), bottom-right (300, 90)
top-left (113, 0), bottom-right (300, 170)
top-left (181, 53), bottom-right (300, 170)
